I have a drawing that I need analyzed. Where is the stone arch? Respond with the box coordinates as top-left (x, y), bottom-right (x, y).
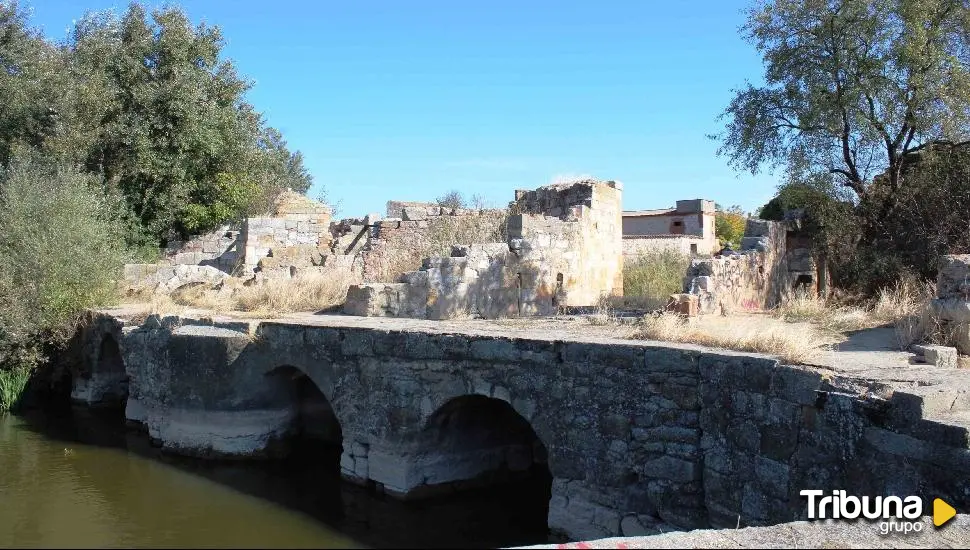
top-left (263, 365), bottom-right (343, 456)
top-left (260, 364), bottom-right (345, 517)
top-left (72, 334), bottom-right (128, 407)
top-left (405, 394), bottom-right (552, 534)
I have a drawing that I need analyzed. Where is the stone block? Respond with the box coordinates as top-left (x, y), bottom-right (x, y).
top-left (642, 455), bottom-right (700, 483)
top-left (912, 344), bottom-right (958, 368)
top-left (666, 293), bottom-right (698, 316)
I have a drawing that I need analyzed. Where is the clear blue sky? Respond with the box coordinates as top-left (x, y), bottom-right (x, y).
top-left (26, 0), bottom-right (778, 217)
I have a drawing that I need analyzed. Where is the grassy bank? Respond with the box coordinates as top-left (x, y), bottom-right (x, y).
top-left (0, 367), bottom-right (31, 412)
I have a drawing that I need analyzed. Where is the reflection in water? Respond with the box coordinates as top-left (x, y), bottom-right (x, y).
top-left (0, 408), bottom-right (556, 549)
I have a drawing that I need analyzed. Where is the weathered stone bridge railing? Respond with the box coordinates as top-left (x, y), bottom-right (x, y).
top-left (69, 309), bottom-right (970, 541)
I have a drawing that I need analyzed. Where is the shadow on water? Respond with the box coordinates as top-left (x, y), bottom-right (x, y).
top-left (13, 404), bottom-right (557, 549)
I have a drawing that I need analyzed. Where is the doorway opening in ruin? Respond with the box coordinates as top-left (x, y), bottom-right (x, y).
top-left (407, 395), bottom-right (552, 543)
top-left (263, 366), bottom-right (344, 518)
top-left (793, 273), bottom-right (814, 292)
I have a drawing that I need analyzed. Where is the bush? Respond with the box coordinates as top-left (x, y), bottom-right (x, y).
top-left (622, 250), bottom-right (691, 310)
top-left (0, 158), bottom-right (133, 409)
top-left (714, 207), bottom-right (746, 248)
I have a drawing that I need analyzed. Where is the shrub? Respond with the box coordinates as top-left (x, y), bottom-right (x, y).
top-left (0, 366), bottom-right (31, 412)
top-left (714, 206), bottom-right (746, 248)
top-left (0, 158), bottom-right (133, 409)
top-left (622, 250), bottom-right (691, 310)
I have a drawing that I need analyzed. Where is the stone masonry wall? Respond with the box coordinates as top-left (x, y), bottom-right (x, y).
top-left (623, 235), bottom-right (709, 258)
top-left (162, 224), bottom-right (243, 273)
top-left (361, 207), bottom-right (508, 283)
top-left (82, 310), bottom-right (970, 542)
top-left (699, 361), bottom-right (970, 531)
top-left (345, 180), bottom-right (623, 319)
top-left (682, 219), bottom-right (789, 314)
top-left (933, 254), bottom-right (970, 354)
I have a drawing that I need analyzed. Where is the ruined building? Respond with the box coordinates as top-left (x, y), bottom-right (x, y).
top-left (345, 180), bottom-right (624, 319)
top-left (125, 180), bottom-right (625, 320)
top-left (672, 216), bottom-right (825, 316)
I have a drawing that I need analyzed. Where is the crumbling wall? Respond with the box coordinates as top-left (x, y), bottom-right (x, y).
top-left (123, 263), bottom-right (230, 294)
top-left (677, 218), bottom-right (829, 315)
top-left (933, 254), bottom-right (970, 354)
top-left (345, 179), bottom-right (623, 319)
top-left (162, 225), bottom-right (243, 273)
top-left (512, 180), bottom-right (624, 305)
top-left (361, 207), bottom-right (508, 283)
top-left (681, 220), bottom-right (789, 314)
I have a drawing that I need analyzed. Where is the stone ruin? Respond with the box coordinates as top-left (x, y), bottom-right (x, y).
top-left (344, 180), bottom-right (624, 319)
top-left (125, 176), bottom-right (834, 322)
top-left (670, 216), bottom-right (825, 316)
top-left (124, 180), bottom-right (625, 319)
top-left (932, 254), bottom-right (970, 355)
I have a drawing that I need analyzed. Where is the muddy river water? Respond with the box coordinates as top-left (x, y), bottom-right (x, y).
top-left (0, 407), bottom-right (554, 548)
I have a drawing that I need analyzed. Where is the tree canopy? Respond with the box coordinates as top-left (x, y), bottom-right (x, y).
top-left (715, 0), bottom-right (970, 209)
top-left (0, 1), bottom-right (314, 243)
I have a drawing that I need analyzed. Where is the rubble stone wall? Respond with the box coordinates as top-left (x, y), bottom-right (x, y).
top-left (345, 180), bottom-right (623, 319)
top-left (361, 208), bottom-right (508, 283)
top-left (933, 255), bottom-right (970, 354)
top-left (682, 220), bottom-right (789, 314)
top-left (162, 225), bottom-right (243, 273)
top-left (680, 218), bottom-right (826, 315)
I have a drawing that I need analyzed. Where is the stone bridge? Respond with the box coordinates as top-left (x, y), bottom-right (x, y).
top-left (69, 308), bottom-right (970, 541)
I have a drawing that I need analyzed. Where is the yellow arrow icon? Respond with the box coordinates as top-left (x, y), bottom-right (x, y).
top-left (934, 498), bottom-right (956, 527)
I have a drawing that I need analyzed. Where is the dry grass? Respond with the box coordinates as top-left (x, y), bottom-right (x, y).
top-left (620, 250), bottom-right (692, 311)
top-left (123, 271), bottom-right (353, 319)
top-left (633, 312), bottom-right (837, 364)
top-left (775, 278), bottom-right (935, 336)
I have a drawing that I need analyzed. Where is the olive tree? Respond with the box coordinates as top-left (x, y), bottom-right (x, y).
top-left (715, 0), bottom-right (970, 213)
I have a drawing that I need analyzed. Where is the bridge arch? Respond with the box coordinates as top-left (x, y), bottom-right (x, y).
top-left (72, 333), bottom-right (128, 407)
top-left (407, 394), bottom-right (552, 535)
top-left (263, 365), bottom-right (343, 457)
top-left (261, 364), bottom-right (345, 516)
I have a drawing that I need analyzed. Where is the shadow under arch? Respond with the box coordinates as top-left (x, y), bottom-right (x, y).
top-left (260, 365), bottom-right (344, 516)
top-left (406, 394), bottom-right (552, 540)
top-left (70, 334), bottom-right (128, 409)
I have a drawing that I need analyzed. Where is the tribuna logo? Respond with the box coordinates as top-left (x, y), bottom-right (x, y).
top-left (801, 490), bottom-right (925, 535)
top-left (801, 490), bottom-right (922, 520)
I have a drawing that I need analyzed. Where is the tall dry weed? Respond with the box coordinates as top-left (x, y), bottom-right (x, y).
top-left (634, 312), bottom-right (835, 364)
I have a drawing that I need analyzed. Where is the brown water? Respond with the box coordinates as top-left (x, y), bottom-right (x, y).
top-left (0, 408), bottom-right (554, 549)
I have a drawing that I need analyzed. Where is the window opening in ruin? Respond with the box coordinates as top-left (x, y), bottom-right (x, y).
top-left (690, 243), bottom-right (698, 255)
top-left (552, 273), bottom-right (564, 309)
top-left (671, 219), bottom-right (685, 235)
top-left (516, 272), bottom-right (523, 315)
top-left (289, 266), bottom-right (297, 278)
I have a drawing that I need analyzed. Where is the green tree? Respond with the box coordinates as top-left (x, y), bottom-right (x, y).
top-left (714, 205), bottom-right (747, 247)
top-left (0, 2), bottom-right (316, 243)
top-left (0, 2), bottom-right (67, 166)
top-left (0, 156), bottom-right (133, 368)
top-left (715, 0), bottom-right (970, 212)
